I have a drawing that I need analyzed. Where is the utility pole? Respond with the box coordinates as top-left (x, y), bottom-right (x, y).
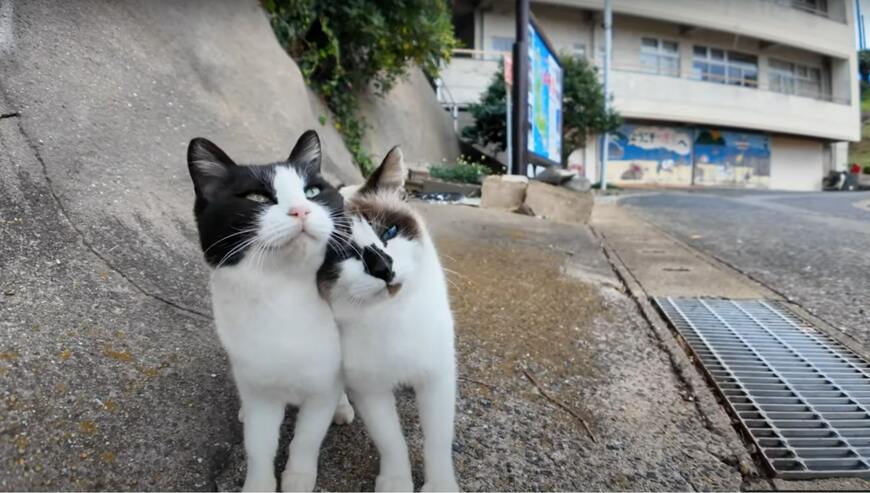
top-left (512, 0), bottom-right (529, 176)
top-left (599, 0), bottom-right (612, 191)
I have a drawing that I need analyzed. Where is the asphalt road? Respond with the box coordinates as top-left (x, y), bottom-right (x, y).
top-left (620, 189), bottom-right (870, 350)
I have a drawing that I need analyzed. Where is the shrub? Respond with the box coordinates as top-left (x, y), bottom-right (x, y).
top-left (263, 0), bottom-right (457, 175)
top-left (462, 55), bottom-right (621, 164)
top-left (461, 63), bottom-right (508, 153)
top-left (863, 165), bottom-right (870, 175)
top-left (429, 157), bottom-right (490, 184)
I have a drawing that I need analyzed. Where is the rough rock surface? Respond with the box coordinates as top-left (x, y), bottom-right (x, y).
top-left (360, 69), bottom-right (460, 169)
top-left (524, 181), bottom-right (594, 224)
top-left (480, 175), bottom-right (529, 210)
top-left (0, 0), bottom-right (454, 489)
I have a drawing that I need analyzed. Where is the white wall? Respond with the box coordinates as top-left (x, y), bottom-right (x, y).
top-left (544, 0), bottom-right (853, 57)
top-left (769, 136), bottom-right (824, 191)
top-left (471, 0), bottom-right (860, 141)
top-left (610, 70), bottom-right (857, 141)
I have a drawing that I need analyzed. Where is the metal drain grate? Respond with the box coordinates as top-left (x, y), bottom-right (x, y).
top-left (655, 298), bottom-right (870, 479)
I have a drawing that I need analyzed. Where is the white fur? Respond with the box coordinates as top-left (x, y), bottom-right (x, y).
top-left (330, 199), bottom-right (459, 492)
top-left (209, 166), bottom-right (346, 492)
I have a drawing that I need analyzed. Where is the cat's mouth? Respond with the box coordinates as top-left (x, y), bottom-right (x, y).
top-left (386, 283), bottom-right (402, 297)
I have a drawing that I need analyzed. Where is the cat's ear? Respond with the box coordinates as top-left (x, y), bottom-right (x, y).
top-left (360, 146), bottom-right (406, 195)
top-left (288, 130), bottom-right (322, 174)
top-left (187, 138), bottom-right (237, 199)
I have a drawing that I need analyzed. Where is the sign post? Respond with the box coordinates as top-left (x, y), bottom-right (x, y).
top-left (512, 1), bottom-right (563, 176)
top-left (504, 53), bottom-right (513, 174)
top-left (511, 0), bottom-right (529, 176)
top-left (599, 0), bottom-right (613, 191)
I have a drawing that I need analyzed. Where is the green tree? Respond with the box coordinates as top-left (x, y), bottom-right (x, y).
top-left (462, 55), bottom-right (621, 163)
top-left (561, 56), bottom-right (621, 160)
top-left (264, 0), bottom-right (457, 174)
top-left (860, 49), bottom-right (870, 84)
top-left (461, 63), bottom-right (508, 153)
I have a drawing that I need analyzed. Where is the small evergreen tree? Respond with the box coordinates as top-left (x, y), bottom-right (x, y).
top-left (561, 56), bottom-right (622, 161)
top-left (462, 55), bottom-right (621, 163)
top-left (461, 64), bottom-right (508, 153)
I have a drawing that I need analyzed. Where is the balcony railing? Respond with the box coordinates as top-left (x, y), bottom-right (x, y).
top-left (611, 61), bottom-right (848, 105)
top-left (769, 0), bottom-right (844, 22)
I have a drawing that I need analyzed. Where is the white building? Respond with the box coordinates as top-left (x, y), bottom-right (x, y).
top-left (442, 0), bottom-right (861, 191)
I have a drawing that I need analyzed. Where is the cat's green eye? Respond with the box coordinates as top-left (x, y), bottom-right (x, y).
top-left (304, 186), bottom-right (321, 199)
top-left (245, 193), bottom-right (271, 204)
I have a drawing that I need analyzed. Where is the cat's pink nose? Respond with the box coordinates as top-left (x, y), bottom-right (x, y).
top-left (288, 206), bottom-right (310, 219)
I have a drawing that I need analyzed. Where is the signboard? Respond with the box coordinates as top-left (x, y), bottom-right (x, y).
top-left (527, 19), bottom-right (563, 167)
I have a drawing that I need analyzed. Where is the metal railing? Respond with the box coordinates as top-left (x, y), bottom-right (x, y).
top-left (767, 0), bottom-right (845, 22)
top-left (451, 48), bottom-right (507, 61)
top-left (611, 61), bottom-right (849, 105)
top-left (434, 77), bottom-right (460, 132)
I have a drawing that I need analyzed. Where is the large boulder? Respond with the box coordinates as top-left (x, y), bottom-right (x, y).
top-left (480, 175), bottom-right (529, 210)
top-left (0, 0), bottom-right (455, 489)
top-left (360, 68), bottom-right (460, 170)
top-left (524, 181), bottom-right (594, 224)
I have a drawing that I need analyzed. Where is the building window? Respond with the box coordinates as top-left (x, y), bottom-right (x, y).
top-left (791, 0), bottom-right (828, 16)
top-left (692, 45), bottom-right (758, 87)
top-left (639, 37), bottom-right (679, 76)
top-left (490, 36), bottom-right (513, 53)
top-left (573, 43), bottom-right (587, 59)
top-left (769, 59), bottom-right (824, 98)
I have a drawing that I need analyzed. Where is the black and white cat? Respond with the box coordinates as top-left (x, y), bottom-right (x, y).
top-left (322, 148), bottom-right (459, 492)
top-left (187, 131), bottom-right (353, 492)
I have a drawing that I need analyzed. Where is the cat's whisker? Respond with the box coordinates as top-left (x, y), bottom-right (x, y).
top-left (203, 227), bottom-right (259, 254)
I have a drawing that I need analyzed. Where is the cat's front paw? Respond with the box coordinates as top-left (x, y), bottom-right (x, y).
top-left (280, 471), bottom-right (316, 492)
top-left (422, 479), bottom-right (459, 492)
top-left (241, 476), bottom-right (277, 492)
top-left (375, 474), bottom-right (414, 492)
top-left (332, 403), bottom-right (355, 425)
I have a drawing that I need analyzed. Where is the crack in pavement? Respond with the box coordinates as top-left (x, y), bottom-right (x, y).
top-left (589, 223), bottom-right (759, 482)
top-left (1, 104), bottom-right (211, 321)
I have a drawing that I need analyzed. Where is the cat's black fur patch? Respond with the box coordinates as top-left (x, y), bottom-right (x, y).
top-left (187, 131), bottom-right (344, 268)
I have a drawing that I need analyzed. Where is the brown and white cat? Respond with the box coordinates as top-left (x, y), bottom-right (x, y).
top-left (321, 148), bottom-right (459, 492)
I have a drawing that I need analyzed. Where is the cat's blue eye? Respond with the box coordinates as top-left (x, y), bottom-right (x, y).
top-left (381, 224), bottom-right (398, 242)
top-left (304, 186), bottom-right (321, 199)
top-left (245, 193), bottom-right (271, 204)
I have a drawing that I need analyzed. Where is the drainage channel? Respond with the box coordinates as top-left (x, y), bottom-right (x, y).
top-left (655, 297), bottom-right (870, 479)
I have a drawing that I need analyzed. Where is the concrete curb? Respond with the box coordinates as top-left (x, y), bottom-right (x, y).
top-left (589, 224), bottom-right (765, 486)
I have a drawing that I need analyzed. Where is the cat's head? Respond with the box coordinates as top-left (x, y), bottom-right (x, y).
top-left (187, 130), bottom-right (343, 269)
top-left (320, 147), bottom-right (425, 303)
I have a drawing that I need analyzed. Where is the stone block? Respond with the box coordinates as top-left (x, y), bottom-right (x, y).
top-left (481, 175), bottom-right (529, 209)
top-left (524, 180), bottom-right (593, 224)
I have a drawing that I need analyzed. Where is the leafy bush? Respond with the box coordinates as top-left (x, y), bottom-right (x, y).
top-left (561, 56), bottom-right (622, 158)
top-left (264, 0), bottom-right (457, 174)
top-left (462, 55), bottom-right (621, 163)
top-left (863, 165), bottom-right (870, 175)
top-left (461, 63), bottom-right (508, 153)
top-left (429, 157), bottom-right (490, 184)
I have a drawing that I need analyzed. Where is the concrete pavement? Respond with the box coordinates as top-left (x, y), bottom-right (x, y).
top-left (595, 196), bottom-right (870, 491)
top-left (620, 190), bottom-right (870, 354)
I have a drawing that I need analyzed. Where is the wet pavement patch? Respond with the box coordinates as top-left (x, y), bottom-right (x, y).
top-left (656, 297), bottom-right (870, 479)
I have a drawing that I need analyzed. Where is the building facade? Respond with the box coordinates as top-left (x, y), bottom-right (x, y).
top-left (443, 0), bottom-right (861, 191)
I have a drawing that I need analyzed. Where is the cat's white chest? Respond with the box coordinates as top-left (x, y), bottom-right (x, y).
top-left (210, 266), bottom-right (341, 398)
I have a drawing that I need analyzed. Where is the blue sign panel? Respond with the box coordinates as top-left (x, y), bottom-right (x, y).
top-left (527, 21), bottom-right (563, 165)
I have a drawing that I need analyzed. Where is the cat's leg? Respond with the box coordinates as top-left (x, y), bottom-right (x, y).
top-left (239, 391), bottom-right (285, 492)
top-left (281, 392), bottom-right (338, 492)
top-left (349, 389), bottom-right (413, 492)
top-left (332, 391), bottom-right (355, 425)
top-left (416, 372), bottom-right (459, 492)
